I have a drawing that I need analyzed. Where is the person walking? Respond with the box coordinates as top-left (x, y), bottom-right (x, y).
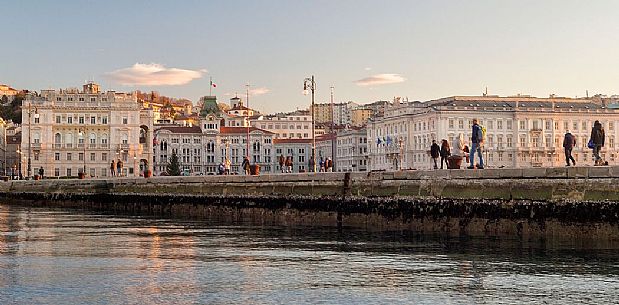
top-left (450, 133), bottom-right (465, 169)
top-left (242, 156), bottom-right (250, 175)
top-left (278, 154), bottom-right (285, 173)
top-left (430, 140), bottom-right (440, 169)
top-left (439, 139), bottom-right (451, 169)
top-left (117, 159), bottom-right (123, 177)
top-left (38, 167), bottom-right (44, 179)
top-left (110, 160), bottom-right (116, 177)
top-left (563, 130), bottom-right (576, 166)
top-left (467, 119), bottom-right (484, 169)
top-left (285, 156), bottom-right (293, 173)
top-left (224, 158), bottom-right (231, 175)
top-left (590, 120), bottom-right (605, 166)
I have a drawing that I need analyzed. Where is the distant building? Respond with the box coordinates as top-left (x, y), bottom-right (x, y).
top-left (335, 127), bottom-right (368, 172)
top-left (0, 84), bottom-right (19, 102)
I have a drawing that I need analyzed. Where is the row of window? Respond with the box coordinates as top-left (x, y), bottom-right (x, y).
top-left (55, 96), bottom-right (108, 102)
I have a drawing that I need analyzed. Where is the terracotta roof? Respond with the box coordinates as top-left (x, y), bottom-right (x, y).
top-left (155, 125), bottom-right (202, 134)
top-left (220, 126), bottom-right (274, 135)
top-left (273, 138), bottom-right (313, 144)
top-left (316, 133), bottom-right (336, 141)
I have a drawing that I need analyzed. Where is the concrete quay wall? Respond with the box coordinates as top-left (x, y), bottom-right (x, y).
top-left (2, 166), bottom-right (619, 246)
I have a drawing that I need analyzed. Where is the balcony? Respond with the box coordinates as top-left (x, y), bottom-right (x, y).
top-left (100, 143), bottom-right (109, 149)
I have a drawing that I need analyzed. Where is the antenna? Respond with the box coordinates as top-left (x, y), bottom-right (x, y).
top-left (330, 86), bottom-right (334, 131)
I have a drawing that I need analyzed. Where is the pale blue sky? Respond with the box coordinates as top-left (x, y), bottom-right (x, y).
top-left (2, 0), bottom-right (619, 113)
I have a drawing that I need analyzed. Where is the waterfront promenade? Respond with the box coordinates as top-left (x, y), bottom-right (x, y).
top-left (2, 166), bottom-right (619, 246)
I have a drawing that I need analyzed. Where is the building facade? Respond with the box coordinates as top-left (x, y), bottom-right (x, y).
top-left (21, 83), bottom-right (154, 178)
top-left (368, 95), bottom-right (619, 171)
top-left (335, 128), bottom-right (369, 172)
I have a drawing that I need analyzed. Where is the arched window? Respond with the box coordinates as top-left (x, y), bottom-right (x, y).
top-left (54, 133), bottom-right (61, 143)
top-left (89, 133), bottom-right (97, 144)
top-left (101, 133), bottom-right (108, 144)
top-left (122, 133), bottom-right (128, 144)
top-left (33, 132), bottom-right (41, 144)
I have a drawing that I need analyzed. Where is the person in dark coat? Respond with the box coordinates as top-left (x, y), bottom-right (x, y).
top-left (563, 130), bottom-right (576, 166)
top-left (439, 139), bottom-right (451, 169)
top-left (242, 156), bottom-right (251, 175)
top-left (463, 145), bottom-right (470, 164)
top-left (467, 118), bottom-right (484, 169)
top-left (590, 120), bottom-right (605, 165)
top-left (430, 140), bottom-right (440, 169)
top-left (38, 167), bottom-right (44, 179)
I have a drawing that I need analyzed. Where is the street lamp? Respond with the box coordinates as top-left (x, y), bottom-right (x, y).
top-left (27, 103), bottom-right (39, 179)
top-left (303, 75), bottom-right (316, 173)
top-left (78, 128), bottom-right (86, 175)
top-left (16, 148), bottom-right (21, 179)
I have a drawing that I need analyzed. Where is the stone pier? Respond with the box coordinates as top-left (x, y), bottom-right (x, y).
top-left (2, 166), bottom-right (619, 246)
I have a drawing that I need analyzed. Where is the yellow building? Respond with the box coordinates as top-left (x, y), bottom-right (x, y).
top-left (351, 108), bottom-right (373, 127)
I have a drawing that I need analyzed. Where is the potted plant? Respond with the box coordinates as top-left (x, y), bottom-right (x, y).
top-left (78, 172), bottom-right (86, 179)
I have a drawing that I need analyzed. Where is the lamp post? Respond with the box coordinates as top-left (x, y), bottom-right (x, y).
top-left (303, 75), bottom-right (316, 173)
top-left (27, 103), bottom-right (39, 179)
top-left (78, 128), bottom-right (86, 175)
top-left (398, 137), bottom-right (404, 171)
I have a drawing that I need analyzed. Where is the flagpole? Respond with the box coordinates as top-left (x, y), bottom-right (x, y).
top-left (209, 77), bottom-right (212, 96)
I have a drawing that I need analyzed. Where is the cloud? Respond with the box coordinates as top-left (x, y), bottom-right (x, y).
top-left (364, 67), bottom-right (372, 71)
top-left (105, 63), bottom-right (206, 86)
top-left (354, 73), bottom-right (406, 87)
top-left (249, 87), bottom-right (270, 96)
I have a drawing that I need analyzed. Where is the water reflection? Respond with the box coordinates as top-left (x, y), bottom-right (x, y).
top-left (0, 203), bottom-right (618, 304)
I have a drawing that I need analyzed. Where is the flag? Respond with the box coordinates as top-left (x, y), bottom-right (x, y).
top-left (210, 80), bottom-right (217, 88)
top-left (386, 136), bottom-right (392, 146)
top-left (377, 137), bottom-right (382, 145)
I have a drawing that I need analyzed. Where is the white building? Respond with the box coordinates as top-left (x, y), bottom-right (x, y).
top-left (335, 128), bottom-right (369, 172)
top-left (22, 82), bottom-right (154, 178)
top-left (273, 139), bottom-right (313, 173)
top-left (252, 111), bottom-right (313, 140)
top-left (368, 95), bottom-right (619, 170)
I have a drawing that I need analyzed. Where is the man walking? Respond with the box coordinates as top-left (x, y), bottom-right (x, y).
top-left (467, 119), bottom-right (484, 169)
top-left (590, 120), bottom-right (605, 165)
top-left (563, 130), bottom-right (576, 166)
top-left (430, 140), bottom-right (440, 169)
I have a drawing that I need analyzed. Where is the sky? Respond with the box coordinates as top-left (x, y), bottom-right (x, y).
top-left (2, 0), bottom-right (619, 114)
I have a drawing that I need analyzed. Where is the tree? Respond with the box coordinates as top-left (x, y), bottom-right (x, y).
top-left (166, 152), bottom-right (181, 176)
top-left (217, 103), bottom-right (230, 112)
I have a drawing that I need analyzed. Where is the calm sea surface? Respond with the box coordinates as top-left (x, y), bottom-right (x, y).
top-left (1, 203), bottom-right (618, 305)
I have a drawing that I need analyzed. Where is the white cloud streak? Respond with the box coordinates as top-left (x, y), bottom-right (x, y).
top-left (354, 73), bottom-right (406, 87)
top-left (249, 87), bottom-right (270, 96)
top-left (105, 63), bottom-right (206, 86)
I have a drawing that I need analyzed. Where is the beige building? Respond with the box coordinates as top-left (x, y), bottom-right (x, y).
top-left (252, 111), bottom-right (313, 140)
top-left (368, 95), bottom-right (619, 171)
top-left (351, 108), bottom-right (373, 127)
top-left (0, 84), bottom-right (19, 102)
top-left (335, 128), bottom-right (368, 172)
top-left (22, 82), bottom-right (154, 178)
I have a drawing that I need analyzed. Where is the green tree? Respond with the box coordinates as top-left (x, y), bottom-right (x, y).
top-left (166, 152), bottom-right (181, 176)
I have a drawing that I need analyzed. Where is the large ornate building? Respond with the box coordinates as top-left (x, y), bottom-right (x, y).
top-left (21, 82), bottom-right (154, 178)
top-left (368, 95), bottom-right (619, 170)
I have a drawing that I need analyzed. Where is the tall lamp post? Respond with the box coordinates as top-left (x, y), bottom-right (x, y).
top-left (303, 75), bottom-right (316, 173)
top-left (27, 103), bottom-right (39, 179)
top-left (78, 128), bottom-right (86, 175)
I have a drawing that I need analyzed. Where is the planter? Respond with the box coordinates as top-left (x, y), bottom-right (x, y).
top-left (447, 155), bottom-right (463, 169)
top-left (34, 175), bottom-right (40, 181)
top-left (78, 172), bottom-right (86, 179)
top-left (144, 170), bottom-right (152, 178)
top-left (250, 164), bottom-right (260, 175)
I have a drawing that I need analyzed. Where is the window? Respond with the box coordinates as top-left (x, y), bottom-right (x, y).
top-left (102, 116), bottom-right (108, 124)
top-left (519, 120), bottom-right (526, 130)
top-left (299, 148), bottom-right (305, 154)
top-left (66, 168), bottom-right (72, 177)
top-left (507, 136), bottom-right (513, 148)
top-left (610, 122), bottom-right (615, 131)
top-left (519, 136), bottom-right (526, 147)
top-left (545, 120), bottom-right (551, 130)
top-left (102, 153), bottom-right (107, 161)
top-left (123, 117), bottom-right (128, 124)
top-left (79, 153), bottom-right (84, 161)
top-left (497, 120), bottom-right (503, 129)
top-left (582, 121), bottom-right (587, 130)
top-left (67, 153), bottom-right (72, 161)
top-left (90, 153), bottom-right (96, 161)
top-left (91, 97), bottom-right (96, 102)
top-left (506, 120), bottom-right (512, 130)
top-left (79, 117), bottom-right (84, 124)
top-left (573, 122), bottom-right (578, 130)
top-left (458, 120), bottom-right (464, 129)
top-left (55, 168), bottom-right (60, 177)
top-left (79, 97), bottom-right (84, 101)
top-left (299, 155), bottom-right (305, 162)
top-left (554, 121), bottom-right (559, 130)
top-left (55, 153), bottom-right (60, 161)
top-left (448, 119), bottom-right (454, 129)
top-left (91, 116), bottom-right (96, 124)
top-left (67, 117), bottom-right (73, 124)
top-left (56, 116), bottom-right (61, 124)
